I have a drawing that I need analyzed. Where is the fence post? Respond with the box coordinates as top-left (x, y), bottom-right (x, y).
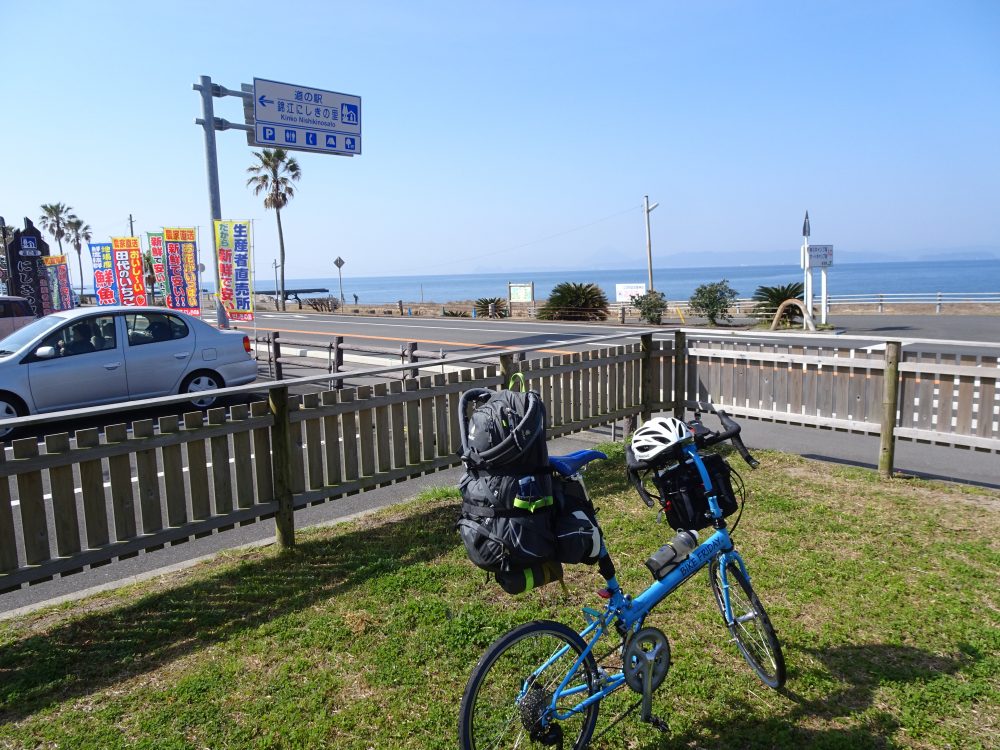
top-left (272, 331), bottom-right (283, 380)
top-left (640, 333), bottom-right (653, 423)
top-left (334, 335), bottom-right (344, 389)
top-left (405, 341), bottom-right (418, 379)
top-left (878, 340), bottom-right (902, 479)
top-left (673, 330), bottom-right (687, 419)
top-left (499, 353), bottom-right (515, 388)
top-left (936, 292), bottom-right (942, 314)
top-left (269, 384), bottom-right (295, 548)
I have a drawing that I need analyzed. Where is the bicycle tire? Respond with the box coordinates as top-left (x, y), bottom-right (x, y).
top-left (709, 558), bottom-right (786, 689)
top-left (458, 619), bottom-right (601, 750)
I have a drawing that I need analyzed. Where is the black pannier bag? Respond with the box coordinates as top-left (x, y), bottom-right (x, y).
top-left (552, 475), bottom-right (603, 565)
top-left (627, 444), bottom-right (741, 532)
top-left (652, 452), bottom-right (740, 531)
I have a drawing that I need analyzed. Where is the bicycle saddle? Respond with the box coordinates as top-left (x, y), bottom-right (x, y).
top-left (548, 450), bottom-right (607, 477)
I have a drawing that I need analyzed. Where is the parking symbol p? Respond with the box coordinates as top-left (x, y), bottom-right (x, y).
top-left (262, 127), bottom-right (275, 141)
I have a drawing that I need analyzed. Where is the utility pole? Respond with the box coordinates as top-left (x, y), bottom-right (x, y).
top-left (644, 195), bottom-right (659, 292)
top-left (128, 214), bottom-right (135, 236)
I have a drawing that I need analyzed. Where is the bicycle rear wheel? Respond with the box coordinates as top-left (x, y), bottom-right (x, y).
top-left (458, 619), bottom-right (600, 750)
top-left (709, 558), bottom-right (786, 689)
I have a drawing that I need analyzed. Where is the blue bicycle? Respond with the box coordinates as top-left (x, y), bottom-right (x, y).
top-left (458, 408), bottom-right (785, 749)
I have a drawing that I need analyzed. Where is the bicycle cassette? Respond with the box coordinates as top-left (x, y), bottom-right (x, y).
top-left (623, 627), bottom-right (671, 693)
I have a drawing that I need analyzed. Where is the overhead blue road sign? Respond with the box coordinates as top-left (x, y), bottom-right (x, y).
top-left (253, 77), bottom-right (362, 156)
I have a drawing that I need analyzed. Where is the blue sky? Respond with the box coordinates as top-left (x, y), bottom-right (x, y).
top-left (2, 1), bottom-right (998, 282)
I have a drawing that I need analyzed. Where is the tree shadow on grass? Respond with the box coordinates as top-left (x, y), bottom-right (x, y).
top-left (640, 643), bottom-right (980, 749)
top-left (0, 502), bottom-right (460, 725)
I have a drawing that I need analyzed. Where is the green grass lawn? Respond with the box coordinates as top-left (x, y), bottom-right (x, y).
top-left (1, 444), bottom-right (997, 749)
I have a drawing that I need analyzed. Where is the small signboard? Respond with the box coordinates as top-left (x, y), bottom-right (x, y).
top-left (615, 283), bottom-right (646, 303)
top-left (253, 78), bottom-right (361, 157)
top-left (808, 245), bottom-right (834, 268)
top-left (508, 282), bottom-right (534, 303)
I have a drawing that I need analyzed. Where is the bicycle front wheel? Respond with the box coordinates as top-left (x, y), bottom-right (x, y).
top-left (458, 619), bottom-right (601, 750)
top-left (709, 558), bottom-right (786, 689)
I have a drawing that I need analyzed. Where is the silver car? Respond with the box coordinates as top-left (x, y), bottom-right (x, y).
top-left (0, 306), bottom-right (258, 438)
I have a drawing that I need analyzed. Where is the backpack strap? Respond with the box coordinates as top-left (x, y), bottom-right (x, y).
top-left (508, 372), bottom-right (526, 392)
top-left (462, 499), bottom-right (553, 518)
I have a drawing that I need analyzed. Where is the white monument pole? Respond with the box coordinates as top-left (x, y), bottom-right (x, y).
top-left (801, 211), bottom-right (812, 329)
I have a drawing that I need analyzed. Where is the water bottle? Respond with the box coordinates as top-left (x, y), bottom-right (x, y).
top-left (518, 475), bottom-right (538, 498)
top-left (496, 560), bottom-right (564, 595)
top-left (645, 530), bottom-right (699, 580)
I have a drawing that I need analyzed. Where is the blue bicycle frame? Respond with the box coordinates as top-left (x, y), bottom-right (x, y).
top-left (527, 442), bottom-right (753, 721)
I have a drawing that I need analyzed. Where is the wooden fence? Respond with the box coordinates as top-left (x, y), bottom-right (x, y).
top-left (0, 336), bottom-right (670, 591)
top-left (3, 327), bottom-right (996, 593)
top-left (682, 333), bottom-right (1000, 453)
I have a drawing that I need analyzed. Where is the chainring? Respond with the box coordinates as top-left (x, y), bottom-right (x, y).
top-left (623, 627), bottom-right (671, 693)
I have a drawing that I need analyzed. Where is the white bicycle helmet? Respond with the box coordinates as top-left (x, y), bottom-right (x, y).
top-left (630, 416), bottom-right (693, 462)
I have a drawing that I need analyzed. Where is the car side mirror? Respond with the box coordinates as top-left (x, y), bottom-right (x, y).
top-left (35, 346), bottom-right (58, 359)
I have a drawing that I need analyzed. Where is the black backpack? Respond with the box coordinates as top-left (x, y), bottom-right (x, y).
top-left (456, 387), bottom-right (556, 575)
top-left (456, 386), bottom-right (605, 588)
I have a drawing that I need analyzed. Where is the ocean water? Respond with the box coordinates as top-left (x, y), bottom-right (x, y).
top-left (264, 259), bottom-right (1000, 304)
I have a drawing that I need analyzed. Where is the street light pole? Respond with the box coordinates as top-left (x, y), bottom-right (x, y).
top-left (644, 195), bottom-right (659, 292)
top-left (193, 74), bottom-right (230, 329)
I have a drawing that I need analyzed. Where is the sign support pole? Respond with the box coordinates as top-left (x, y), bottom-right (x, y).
top-left (820, 267), bottom-right (828, 325)
top-left (194, 74), bottom-right (230, 329)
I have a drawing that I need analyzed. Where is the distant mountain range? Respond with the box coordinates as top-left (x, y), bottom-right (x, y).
top-left (492, 246), bottom-right (999, 273)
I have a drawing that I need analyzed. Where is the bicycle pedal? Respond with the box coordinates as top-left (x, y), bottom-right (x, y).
top-left (643, 714), bottom-right (670, 733)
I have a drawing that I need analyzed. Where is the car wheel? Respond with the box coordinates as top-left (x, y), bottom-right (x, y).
top-left (0, 395), bottom-right (26, 441)
top-left (180, 371), bottom-right (223, 409)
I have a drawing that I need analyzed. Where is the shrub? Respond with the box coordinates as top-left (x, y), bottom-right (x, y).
top-left (306, 296), bottom-right (341, 313)
top-left (688, 279), bottom-right (738, 326)
top-left (630, 290), bottom-right (668, 324)
top-left (443, 309), bottom-right (470, 318)
top-left (537, 282), bottom-right (609, 321)
top-left (474, 297), bottom-right (508, 318)
top-left (752, 283), bottom-right (804, 325)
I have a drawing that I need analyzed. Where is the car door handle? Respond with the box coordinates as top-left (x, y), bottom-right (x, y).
top-left (174, 353), bottom-right (189, 359)
top-left (104, 362), bottom-right (122, 370)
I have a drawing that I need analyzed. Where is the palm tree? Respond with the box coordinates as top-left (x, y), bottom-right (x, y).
top-left (65, 217), bottom-right (92, 298)
top-left (474, 297), bottom-right (508, 318)
top-left (246, 148), bottom-right (301, 311)
top-left (39, 203), bottom-right (76, 256)
top-left (752, 282), bottom-right (804, 325)
top-left (537, 282), bottom-right (610, 321)
top-left (142, 250), bottom-right (157, 304)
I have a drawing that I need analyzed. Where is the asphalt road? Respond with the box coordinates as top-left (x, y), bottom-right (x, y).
top-left (2, 312), bottom-right (996, 614)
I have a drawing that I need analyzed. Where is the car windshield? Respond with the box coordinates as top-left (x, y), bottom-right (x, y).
top-left (0, 315), bottom-right (67, 353)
